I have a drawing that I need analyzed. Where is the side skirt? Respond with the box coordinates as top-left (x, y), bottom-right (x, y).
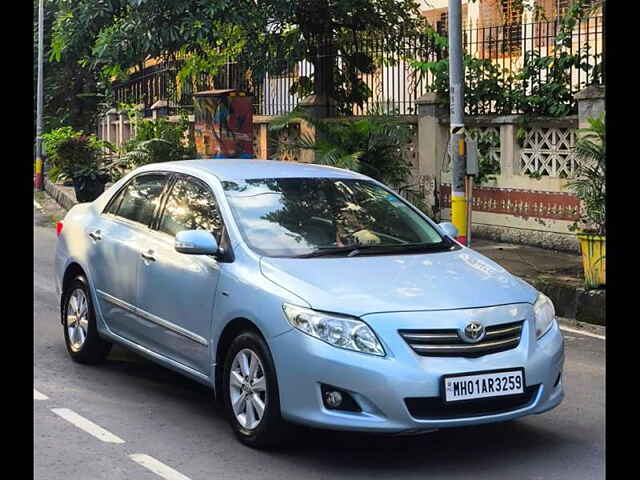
top-left (99, 328), bottom-right (214, 389)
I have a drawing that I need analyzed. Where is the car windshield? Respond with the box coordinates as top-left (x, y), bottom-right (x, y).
top-left (223, 177), bottom-right (448, 258)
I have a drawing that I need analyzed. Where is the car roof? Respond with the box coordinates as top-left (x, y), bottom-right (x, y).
top-left (139, 159), bottom-right (370, 182)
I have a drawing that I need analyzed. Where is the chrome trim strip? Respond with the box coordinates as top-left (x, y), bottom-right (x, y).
top-left (485, 325), bottom-right (522, 338)
top-left (411, 336), bottom-right (520, 353)
top-left (401, 332), bottom-right (459, 341)
top-left (97, 290), bottom-right (209, 347)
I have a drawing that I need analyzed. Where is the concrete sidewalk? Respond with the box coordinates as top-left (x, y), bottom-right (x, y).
top-left (37, 180), bottom-right (605, 326)
top-left (472, 238), bottom-right (583, 288)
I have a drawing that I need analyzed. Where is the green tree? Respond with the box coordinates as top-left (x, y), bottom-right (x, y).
top-left (34, 0), bottom-right (109, 135)
top-left (49, 0), bottom-right (426, 117)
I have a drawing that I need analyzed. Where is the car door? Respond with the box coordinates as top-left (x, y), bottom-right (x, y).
top-left (88, 172), bottom-right (170, 340)
top-left (134, 174), bottom-right (224, 375)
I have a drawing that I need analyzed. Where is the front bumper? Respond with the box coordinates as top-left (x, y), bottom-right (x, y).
top-left (269, 304), bottom-right (564, 433)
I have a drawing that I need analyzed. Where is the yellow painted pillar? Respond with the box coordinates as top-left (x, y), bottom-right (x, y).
top-left (451, 136), bottom-right (467, 244)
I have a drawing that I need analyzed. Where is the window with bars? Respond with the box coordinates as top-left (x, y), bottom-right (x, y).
top-left (501, 0), bottom-right (523, 54)
top-left (436, 12), bottom-right (448, 37)
top-left (482, 0), bottom-right (524, 58)
top-left (555, 0), bottom-right (597, 16)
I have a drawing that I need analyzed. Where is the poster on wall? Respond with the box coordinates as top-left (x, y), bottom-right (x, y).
top-left (194, 89), bottom-right (254, 159)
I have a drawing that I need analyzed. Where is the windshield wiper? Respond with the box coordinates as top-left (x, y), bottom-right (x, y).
top-left (296, 245), bottom-right (367, 258)
top-left (297, 241), bottom-right (454, 258)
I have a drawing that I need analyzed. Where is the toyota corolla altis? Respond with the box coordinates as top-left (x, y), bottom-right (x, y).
top-left (55, 159), bottom-right (564, 448)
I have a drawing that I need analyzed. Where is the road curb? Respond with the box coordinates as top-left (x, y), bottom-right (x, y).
top-left (557, 317), bottom-right (605, 338)
top-left (43, 177), bottom-right (77, 211)
top-left (528, 278), bottom-right (605, 327)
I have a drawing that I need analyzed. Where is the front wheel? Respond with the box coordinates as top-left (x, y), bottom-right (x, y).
top-left (222, 331), bottom-right (292, 448)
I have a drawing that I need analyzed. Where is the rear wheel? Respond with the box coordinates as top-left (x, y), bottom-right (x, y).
top-left (222, 331), bottom-right (292, 448)
top-left (62, 276), bottom-right (112, 364)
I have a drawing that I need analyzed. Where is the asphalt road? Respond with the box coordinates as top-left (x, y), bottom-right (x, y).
top-left (34, 206), bottom-right (605, 480)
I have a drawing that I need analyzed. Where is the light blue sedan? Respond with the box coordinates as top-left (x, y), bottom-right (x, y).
top-left (55, 159), bottom-right (564, 448)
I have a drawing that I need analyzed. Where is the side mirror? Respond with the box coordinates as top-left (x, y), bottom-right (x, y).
top-left (175, 230), bottom-right (219, 255)
top-left (438, 222), bottom-right (459, 239)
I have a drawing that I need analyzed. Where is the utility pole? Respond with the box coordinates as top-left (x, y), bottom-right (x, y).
top-left (35, 0), bottom-right (44, 191)
top-left (448, 0), bottom-right (467, 244)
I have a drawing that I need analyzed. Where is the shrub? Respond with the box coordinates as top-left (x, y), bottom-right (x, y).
top-left (109, 113), bottom-right (195, 181)
top-left (43, 127), bottom-right (112, 182)
top-left (566, 114), bottom-right (605, 236)
top-left (270, 110), bottom-right (413, 189)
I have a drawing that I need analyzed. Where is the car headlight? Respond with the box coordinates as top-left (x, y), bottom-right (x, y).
top-left (282, 304), bottom-right (385, 356)
top-left (534, 293), bottom-right (556, 339)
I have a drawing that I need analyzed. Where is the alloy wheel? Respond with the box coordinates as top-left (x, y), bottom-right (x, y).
top-left (66, 288), bottom-right (89, 353)
top-left (229, 348), bottom-right (267, 430)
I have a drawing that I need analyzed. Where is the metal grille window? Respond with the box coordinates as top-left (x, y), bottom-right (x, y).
top-left (399, 320), bottom-right (524, 358)
top-left (556, 0), bottom-right (571, 16)
top-left (436, 12), bottom-right (448, 37)
top-left (500, 0), bottom-right (523, 54)
top-left (556, 0), bottom-right (597, 16)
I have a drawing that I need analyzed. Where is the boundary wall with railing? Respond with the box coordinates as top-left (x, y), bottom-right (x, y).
top-left (98, 85), bottom-right (604, 252)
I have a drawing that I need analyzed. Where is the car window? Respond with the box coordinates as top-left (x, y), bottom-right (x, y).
top-left (159, 177), bottom-right (223, 240)
top-left (104, 186), bottom-right (126, 215)
top-left (223, 178), bottom-right (444, 257)
top-left (113, 174), bottom-right (167, 226)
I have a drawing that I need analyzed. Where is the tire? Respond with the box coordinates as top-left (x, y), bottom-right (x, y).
top-left (222, 330), bottom-right (292, 449)
top-left (61, 275), bottom-right (112, 364)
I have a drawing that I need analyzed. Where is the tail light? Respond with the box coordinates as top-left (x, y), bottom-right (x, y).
top-left (56, 221), bottom-right (64, 237)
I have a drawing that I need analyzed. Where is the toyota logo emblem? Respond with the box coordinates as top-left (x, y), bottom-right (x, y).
top-left (461, 321), bottom-right (485, 343)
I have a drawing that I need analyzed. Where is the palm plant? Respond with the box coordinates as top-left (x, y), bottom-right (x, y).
top-left (566, 114), bottom-right (605, 236)
top-left (269, 110), bottom-right (413, 188)
top-left (107, 138), bottom-right (179, 181)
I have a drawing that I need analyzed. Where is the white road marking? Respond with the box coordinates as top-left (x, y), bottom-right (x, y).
top-left (51, 408), bottom-right (125, 444)
top-left (560, 326), bottom-right (605, 340)
top-left (34, 389), bottom-right (48, 400)
top-left (129, 454), bottom-right (191, 480)
top-left (34, 200), bottom-right (43, 210)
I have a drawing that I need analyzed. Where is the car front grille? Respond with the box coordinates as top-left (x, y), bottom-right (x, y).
top-left (405, 385), bottom-right (539, 420)
top-left (399, 320), bottom-right (524, 358)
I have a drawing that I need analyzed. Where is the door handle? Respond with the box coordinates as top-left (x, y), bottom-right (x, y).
top-left (141, 250), bottom-right (156, 262)
top-left (88, 229), bottom-right (102, 241)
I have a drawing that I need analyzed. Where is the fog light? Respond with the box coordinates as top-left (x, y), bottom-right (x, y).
top-left (320, 384), bottom-right (362, 412)
top-left (325, 390), bottom-right (343, 408)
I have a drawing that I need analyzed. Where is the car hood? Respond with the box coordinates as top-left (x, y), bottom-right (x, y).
top-left (260, 248), bottom-right (538, 317)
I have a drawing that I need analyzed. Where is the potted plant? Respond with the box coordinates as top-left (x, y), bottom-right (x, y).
top-left (43, 128), bottom-right (112, 202)
top-left (566, 114), bottom-right (605, 289)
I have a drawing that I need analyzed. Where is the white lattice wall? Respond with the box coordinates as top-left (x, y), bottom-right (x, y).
top-left (441, 127), bottom-right (501, 176)
top-left (469, 126), bottom-right (501, 166)
top-left (520, 127), bottom-right (576, 178)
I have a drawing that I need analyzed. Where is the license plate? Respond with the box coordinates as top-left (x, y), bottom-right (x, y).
top-left (442, 368), bottom-right (525, 403)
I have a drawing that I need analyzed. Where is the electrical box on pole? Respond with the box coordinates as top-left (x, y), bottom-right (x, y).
top-left (466, 138), bottom-right (478, 176)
